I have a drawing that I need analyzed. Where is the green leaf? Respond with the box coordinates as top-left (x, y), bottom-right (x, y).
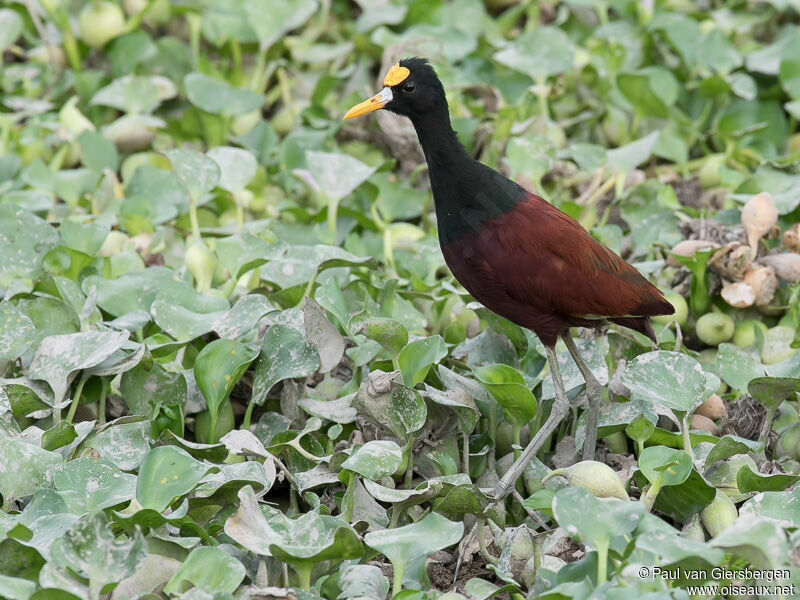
top-left (638, 446), bottom-right (692, 487)
top-left (606, 131), bottom-right (660, 172)
top-left (162, 546), bottom-right (245, 595)
top-left (364, 512), bottom-right (463, 577)
top-left (342, 440), bottom-right (403, 481)
top-left (0, 439), bottom-right (62, 503)
top-left (739, 487), bottom-right (800, 528)
top-left (617, 72), bottom-right (669, 118)
top-left (0, 205), bottom-right (59, 287)
top-left (90, 75), bottom-right (177, 114)
top-left (716, 344), bottom-right (765, 394)
top-left (185, 73), bottom-right (264, 116)
top-left (353, 371), bottom-right (427, 441)
top-left (78, 130), bottom-right (118, 174)
top-left (552, 486), bottom-right (643, 550)
top-left (136, 446), bottom-right (210, 512)
top-left (28, 330), bottom-right (129, 404)
top-left (622, 351), bottom-right (706, 416)
top-left (207, 146), bottom-right (258, 193)
top-left (748, 376), bottom-right (800, 411)
top-left (245, 0), bottom-right (318, 48)
top-left (162, 148), bottom-right (220, 201)
top-left (252, 324), bottom-right (320, 405)
top-left (303, 151), bottom-right (377, 202)
top-left (736, 464), bottom-right (799, 493)
top-left (52, 458), bottom-right (137, 514)
top-left (709, 517), bottom-right (789, 569)
top-left (398, 336), bottom-right (447, 386)
top-left (351, 315), bottom-right (409, 356)
top-left (82, 267), bottom-right (175, 318)
top-left (303, 297), bottom-right (345, 373)
top-left (474, 364), bottom-right (537, 428)
top-left (0, 8), bottom-right (23, 53)
top-left (493, 26), bottom-right (574, 80)
top-left (194, 339), bottom-right (258, 423)
top-left (50, 512), bottom-right (146, 599)
top-left (150, 284), bottom-right (229, 341)
top-left (0, 301), bottom-right (36, 360)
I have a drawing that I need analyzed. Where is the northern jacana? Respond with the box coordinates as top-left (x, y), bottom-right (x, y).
top-left (345, 58), bottom-right (673, 499)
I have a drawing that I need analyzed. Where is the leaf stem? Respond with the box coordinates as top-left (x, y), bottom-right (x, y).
top-left (596, 542), bottom-right (609, 584)
top-left (97, 377), bottom-right (107, 424)
top-left (65, 374), bottom-right (89, 424)
top-left (295, 562), bottom-right (313, 591)
top-left (392, 560), bottom-right (405, 597)
top-left (242, 400), bottom-right (255, 431)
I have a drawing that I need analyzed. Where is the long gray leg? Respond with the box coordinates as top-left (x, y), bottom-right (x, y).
top-left (492, 345), bottom-right (571, 500)
top-left (562, 334), bottom-right (601, 461)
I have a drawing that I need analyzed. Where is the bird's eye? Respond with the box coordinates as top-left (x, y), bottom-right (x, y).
top-left (402, 82), bottom-right (416, 93)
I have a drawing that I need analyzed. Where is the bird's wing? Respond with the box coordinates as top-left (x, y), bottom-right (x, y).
top-left (469, 193), bottom-right (671, 320)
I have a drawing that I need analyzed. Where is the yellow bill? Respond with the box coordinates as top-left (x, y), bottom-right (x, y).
top-left (343, 86), bottom-right (393, 120)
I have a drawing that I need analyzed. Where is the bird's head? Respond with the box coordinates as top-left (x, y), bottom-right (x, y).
top-left (344, 57), bottom-right (446, 121)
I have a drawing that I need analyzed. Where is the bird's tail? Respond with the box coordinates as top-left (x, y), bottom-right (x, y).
top-left (610, 317), bottom-right (658, 343)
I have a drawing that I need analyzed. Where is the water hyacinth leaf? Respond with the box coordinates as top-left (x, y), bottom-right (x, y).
top-left (120, 360), bottom-right (187, 416)
top-left (709, 517), bottom-right (789, 568)
top-left (341, 440), bottom-right (403, 481)
top-left (207, 146), bottom-right (258, 193)
top-left (474, 364), bottom-right (537, 428)
top-left (622, 351), bottom-right (706, 416)
top-left (398, 335), bottom-right (447, 386)
top-left (635, 530), bottom-right (725, 567)
top-left (245, 0), bottom-right (318, 49)
top-left (224, 485), bottom-right (282, 555)
top-left (303, 297), bottom-right (344, 373)
top-left (162, 148), bottom-right (220, 201)
top-left (617, 72), bottom-right (670, 118)
top-left (633, 467), bottom-right (716, 522)
top-left (638, 446), bottom-right (692, 487)
top-left (0, 8), bottom-right (23, 53)
top-left (91, 75), bottom-right (177, 113)
top-left (338, 564), bottom-right (389, 600)
top-left (552, 486), bottom-right (643, 560)
top-left (736, 464), bottom-right (799, 493)
top-left (78, 130), bottom-right (118, 174)
top-left (260, 244), bottom-right (374, 289)
top-left (0, 301), bottom-right (35, 360)
top-left (716, 344), bottom-right (765, 394)
top-left (194, 339), bottom-right (258, 422)
top-left (748, 377), bottom-right (800, 410)
top-left (252, 324), bottom-right (320, 405)
top-left (50, 512), bottom-right (146, 599)
top-left (264, 507), bottom-right (364, 563)
top-left (185, 73), bottom-right (264, 116)
top-left (705, 435), bottom-right (761, 466)
top-left (192, 460), bottom-right (274, 498)
top-left (162, 546), bottom-right (245, 595)
top-left (150, 285), bottom-right (229, 341)
top-left (82, 267), bottom-right (175, 318)
top-left (0, 205), bottom-right (59, 286)
top-left (52, 458), bottom-right (137, 514)
top-left (606, 131), bottom-right (660, 172)
top-left (212, 294), bottom-right (275, 339)
top-left (353, 371), bottom-right (427, 440)
top-left (136, 446), bottom-right (211, 512)
top-left (0, 575), bottom-right (35, 600)
top-left (0, 439), bottom-right (62, 502)
top-left (303, 151), bottom-right (376, 202)
top-left (493, 26), bottom-right (574, 80)
top-left (739, 487), bottom-right (800, 528)
top-left (351, 315), bottom-right (408, 356)
top-left (364, 513), bottom-right (463, 588)
top-left (28, 330), bottom-right (129, 404)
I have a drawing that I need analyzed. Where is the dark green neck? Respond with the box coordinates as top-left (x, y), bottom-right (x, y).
top-left (410, 109), bottom-right (524, 246)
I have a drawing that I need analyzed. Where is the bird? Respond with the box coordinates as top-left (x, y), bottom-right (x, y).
top-left (344, 57), bottom-right (673, 499)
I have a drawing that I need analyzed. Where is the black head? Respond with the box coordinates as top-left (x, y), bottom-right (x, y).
top-left (343, 57), bottom-right (448, 122)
